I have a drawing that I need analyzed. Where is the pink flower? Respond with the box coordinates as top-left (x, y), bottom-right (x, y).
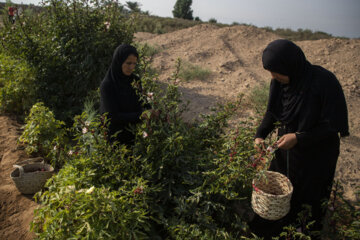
top-left (134, 186), bottom-right (144, 194)
top-left (142, 131), bottom-right (148, 138)
top-left (267, 146), bottom-right (276, 154)
top-left (104, 21), bottom-right (111, 30)
top-left (82, 127), bottom-right (88, 134)
top-left (146, 92), bottom-right (154, 102)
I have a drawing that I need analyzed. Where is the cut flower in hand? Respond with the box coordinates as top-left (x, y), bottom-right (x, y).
top-left (251, 142), bottom-right (278, 172)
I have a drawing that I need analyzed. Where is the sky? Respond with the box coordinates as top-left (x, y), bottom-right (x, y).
top-left (7, 0), bottom-right (360, 38)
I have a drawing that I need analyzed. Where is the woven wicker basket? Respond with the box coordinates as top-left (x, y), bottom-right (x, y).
top-left (10, 158), bottom-right (54, 194)
top-left (251, 170), bottom-right (293, 220)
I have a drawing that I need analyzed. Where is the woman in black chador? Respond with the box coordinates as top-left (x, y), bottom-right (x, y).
top-left (250, 39), bottom-right (349, 238)
top-left (100, 44), bottom-right (144, 145)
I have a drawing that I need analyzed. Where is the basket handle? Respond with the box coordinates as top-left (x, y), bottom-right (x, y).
top-left (13, 164), bottom-right (25, 177)
top-left (17, 157), bottom-right (44, 165)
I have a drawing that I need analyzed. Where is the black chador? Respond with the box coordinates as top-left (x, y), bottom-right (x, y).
top-left (100, 44), bottom-right (143, 145)
top-left (250, 39), bottom-right (349, 238)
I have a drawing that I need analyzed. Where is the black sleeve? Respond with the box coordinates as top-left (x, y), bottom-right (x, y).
top-left (296, 70), bottom-right (348, 147)
top-left (100, 81), bottom-right (142, 124)
top-left (254, 111), bottom-right (276, 139)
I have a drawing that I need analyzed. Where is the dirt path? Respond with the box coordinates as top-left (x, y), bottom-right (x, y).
top-left (0, 115), bottom-right (37, 240)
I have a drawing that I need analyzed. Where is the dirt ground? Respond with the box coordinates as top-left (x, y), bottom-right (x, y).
top-left (0, 23), bottom-right (359, 239)
top-left (0, 115), bottom-right (36, 240)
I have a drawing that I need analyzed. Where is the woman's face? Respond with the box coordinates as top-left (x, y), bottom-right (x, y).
top-left (269, 71), bottom-right (290, 84)
top-left (122, 54), bottom-right (137, 76)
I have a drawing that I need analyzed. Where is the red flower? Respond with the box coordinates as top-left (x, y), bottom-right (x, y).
top-left (229, 151), bottom-right (237, 157)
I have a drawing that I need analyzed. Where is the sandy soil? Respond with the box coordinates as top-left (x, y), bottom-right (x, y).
top-left (0, 116), bottom-right (36, 240)
top-left (0, 23), bottom-right (359, 239)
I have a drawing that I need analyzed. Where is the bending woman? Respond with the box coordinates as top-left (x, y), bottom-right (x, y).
top-left (250, 39), bottom-right (349, 238)
top-left (100, 44), bottom-right (144, 145)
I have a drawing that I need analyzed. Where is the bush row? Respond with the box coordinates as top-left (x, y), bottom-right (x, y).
top-left (1, 0), bottom-right (134, 123)
top-left (28, 64), bottom-right (261, 238)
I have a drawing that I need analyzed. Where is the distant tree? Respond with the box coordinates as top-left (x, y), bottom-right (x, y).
top-left (172, 0), bottom-right (193, 20)
top-left (209, 18), bottom-right (217, 23)
top-left (126, 1), bottom-right (141, 13)
top-left (194, 16), bottom-right (201, 22)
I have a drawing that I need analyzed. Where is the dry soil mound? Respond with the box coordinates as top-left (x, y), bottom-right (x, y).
top-left (135, 23), bottom-right (360, 202)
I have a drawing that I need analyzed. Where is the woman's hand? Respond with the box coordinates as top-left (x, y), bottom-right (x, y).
top-left (254, 138), bottom-right (265, 152)
top-left (276, 133), bottom-right (297, 150)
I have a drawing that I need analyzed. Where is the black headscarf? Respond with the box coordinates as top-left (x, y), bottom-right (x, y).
top-left (263, 39), bottom-right (349, 136)
top-left (105, 44), bottom-right (139, 89)
top-left (100, 44), bottom-right (143, 144)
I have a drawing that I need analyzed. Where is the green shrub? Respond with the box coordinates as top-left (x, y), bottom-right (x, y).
top-left (134, 43), bottom-right (162, 77)
top-left (130, 62), bottom-right (256, 238)
top-left (323, 183), bottom-right (360, 239)
top-left (135, 15), bottom-right (200, 34)
top-left (19, 102), bottom-right (68, 168)
top-left (0, 53), bottom-right (36, 116)
top-left (32, 166), bottom-right (153, 239)
top-left (1, 0), bottom-right (135, 123)
top-left (31, 61), bottom-right (258, 239)
top-left (30, 98), bottom-right (160, 238)
top-left (209, 18), bottom-right (217, 24)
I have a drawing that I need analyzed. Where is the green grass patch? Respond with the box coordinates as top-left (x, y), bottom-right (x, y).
top-left (179, 61), bottom-right (212, 81)
top-left (247, 82), bottom-right (269, 115)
